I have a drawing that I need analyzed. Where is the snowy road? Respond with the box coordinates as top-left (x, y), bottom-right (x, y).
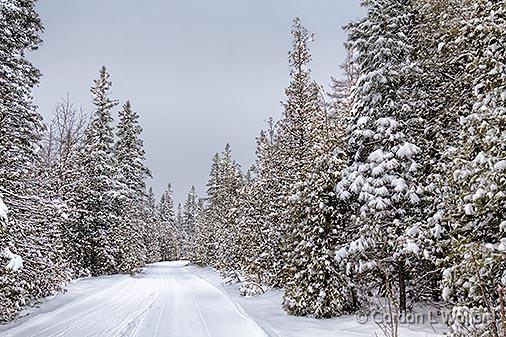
top-left (1, 261), bottom-right (267, 337)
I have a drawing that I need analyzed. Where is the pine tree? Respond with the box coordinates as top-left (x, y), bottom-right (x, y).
top-left (158, 183), bottom-right (177, 261)
top-left (0, 0), bottom-right (71, 321)
top-left (245, 120), bottom-right (285, 286)
top-left (255, 18), bottom-right (330, 288)
top-left (441, 2), bottom-right (506, 336)
top-left (144, 187), bottom-right (162, 263)
top-left (70, 66), bottom-right (119, 276)
top-left (113, 100), bottom-right (150, 272)
top-left (193, 153), bottom-right (222, 266)
top-left (283, 43), bottom-right (358, 317)
top-left (215, 144), bottom-right (244, 279)
top-left (336, 0), bottom-right (426, 312)
top-left (181, 186), bottom-right (199, 258)
top-left (283, 146), bottom-right (357, 318)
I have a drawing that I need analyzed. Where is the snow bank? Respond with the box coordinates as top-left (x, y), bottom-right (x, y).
top-left (188, 265), bottom-right (447, 337)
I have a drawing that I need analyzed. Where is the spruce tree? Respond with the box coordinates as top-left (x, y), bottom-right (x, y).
top-left (113, 100), bottom-right (150, 272)
top-left (215, 144), bottom-right (244, 280)
top-left (260, 18), bottom-right (330, 288)
top-left (246, 120), bottom-right (285, 286)
top-left (194, 153), bottom-right (222, 266)
top-left (283, 146), bottom-right (357, 318)
top-left (144, 187), bottom-right (162, 263)
top-left (0, 0), bottom-right (70, 321)
top-left (158, 183), bottom-right (177, 261)
top-left (181, 186), bottom-right (199, 258)
top-left (441, 2), bottom-right (506, 336)
top-left (70, 66), bottom-right (119, 276)
top-left (337, 0), bottom-right (425, 312)
top-left (283, 46), bottom-right (357, 318)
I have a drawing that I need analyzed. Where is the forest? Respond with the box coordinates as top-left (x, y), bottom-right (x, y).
top-left (0, 0), bottom-right (504, 336)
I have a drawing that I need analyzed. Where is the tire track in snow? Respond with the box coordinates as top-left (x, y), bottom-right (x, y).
top-left (173, 273), bottom-right (212, 337)
top-left (51, 278), bottom-right (145, 336)
top-left (2, 261), bottom-right (268, 337)
top-left (15, 277), bottom-right (136, 337)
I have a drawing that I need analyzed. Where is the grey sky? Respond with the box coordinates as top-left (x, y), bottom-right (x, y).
top-left (31, 0), bottom-right (363, 205)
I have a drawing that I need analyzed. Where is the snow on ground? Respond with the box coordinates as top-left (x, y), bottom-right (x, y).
top-left (0, 261), bottom-right (266, 337)
top-left (187, 265), bottom-right (447, 337)
top-left (0, 261), bottom-right (447, 337)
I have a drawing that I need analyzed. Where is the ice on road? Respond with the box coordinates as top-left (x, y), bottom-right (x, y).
top-left (1, 261), bottom-right (268, 337)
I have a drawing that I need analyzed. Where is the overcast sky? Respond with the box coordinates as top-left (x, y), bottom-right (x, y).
top-left (31, 0), bottom-right (363, 205)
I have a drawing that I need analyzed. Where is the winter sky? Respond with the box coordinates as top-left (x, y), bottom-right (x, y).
top-left (30, 0), bottom-right (363, 205)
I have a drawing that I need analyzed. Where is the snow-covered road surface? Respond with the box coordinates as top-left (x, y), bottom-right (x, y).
top-left (1, 261), bottom-right (267, 337)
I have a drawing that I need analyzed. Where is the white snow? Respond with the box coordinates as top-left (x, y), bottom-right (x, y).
top-left (187, 265), bottom-right (445, 337)
top-left (442, 287), bottom-right (451, 301)
top-left (396, 142), bottom-right (420, 158)
top-left (376, 117), bottom-right (398, 129)
top-left (494, 160), bottom-right (506, 171)
top-left (356, 116), bottom-right (369, 126)
top-left (406, 226), bottom-right (419, 237)
top-left (3, 248), bottom-right (23, 272)
top-left (498, 239), bottom-right (506, 252)
top-left (409, 193), bottom-right (420, 204)
top-left (368, 149), bottom-right (386, 163)
top-left (0, 261), bottom-right (447, 337)
top-left (391, 178), bottom-right (407, 192)
top-left (287, 194), bottom-right (300, 203)
top-left (0, 196), bottom-right (8, 220)
top-left (0, 261), bottom-right (267, 337)
top-left (473, 152), bottom-right (487, 165)
top-left (464, 203), bottom-right (475, 215)
top-left (335, 247), bottom-right (348, 262)
top-left (404, 241), bottom-right (420, 255)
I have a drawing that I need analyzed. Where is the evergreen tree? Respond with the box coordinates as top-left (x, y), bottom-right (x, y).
top-left (215, 144), bottom-right (244, 279)
top-left (144, 187), bottom-right (162, 263)
top-left (181, 186), bottom-right (199, 258)
top-left (158, 183), bottom-right (177, 261)
top-left (441, 2), bottom-right (506, 336)
top-left (245, 120), bottom-right (285, 286)
top-left (336, 0), bottom-right (425, 312)
top-left (113, 100), bottom-right (150, 272)
top-left (253, 18), bottom-right (330, 288)
top-left (283, 146), bottom-right (357, 318)
top-left (70, 66), bottom-right (119, 276)
top-left (283, 44), bottom-right (358, 318)
top-left (0, 0), bottom-right (70, 321)
top-left (193, 153), bottom-right (222, 266)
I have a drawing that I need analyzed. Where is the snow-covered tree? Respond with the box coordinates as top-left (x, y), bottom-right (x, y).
top-left (283, 145), bottom-right (359, 318)
top-left (336, 0), bottom-right (427, 312)
top-left (244, 120), bottom-right (285, 286)
top-left (282, 35), bottom-right (362, 316)
top-left (214, 144), bottom-right (244, 279)
top-left (113, 100), bottom-right (151, 272)
top-left (69, 66), bottom-right (119, 276)
top-left (251, 18), bottom-right (331, 288)
top-left (181, 186), bottom-right (199, 258)
top-left (440, 2), bottom-right (506, 336)
top-left (144, 187), bottom-right (162, 263)
top-left (192, 153), bottom-right (221, 266)
top-left (0, 0), bottom-right (71, 321)
top-left (158, 183), bottom-right (177, 261)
